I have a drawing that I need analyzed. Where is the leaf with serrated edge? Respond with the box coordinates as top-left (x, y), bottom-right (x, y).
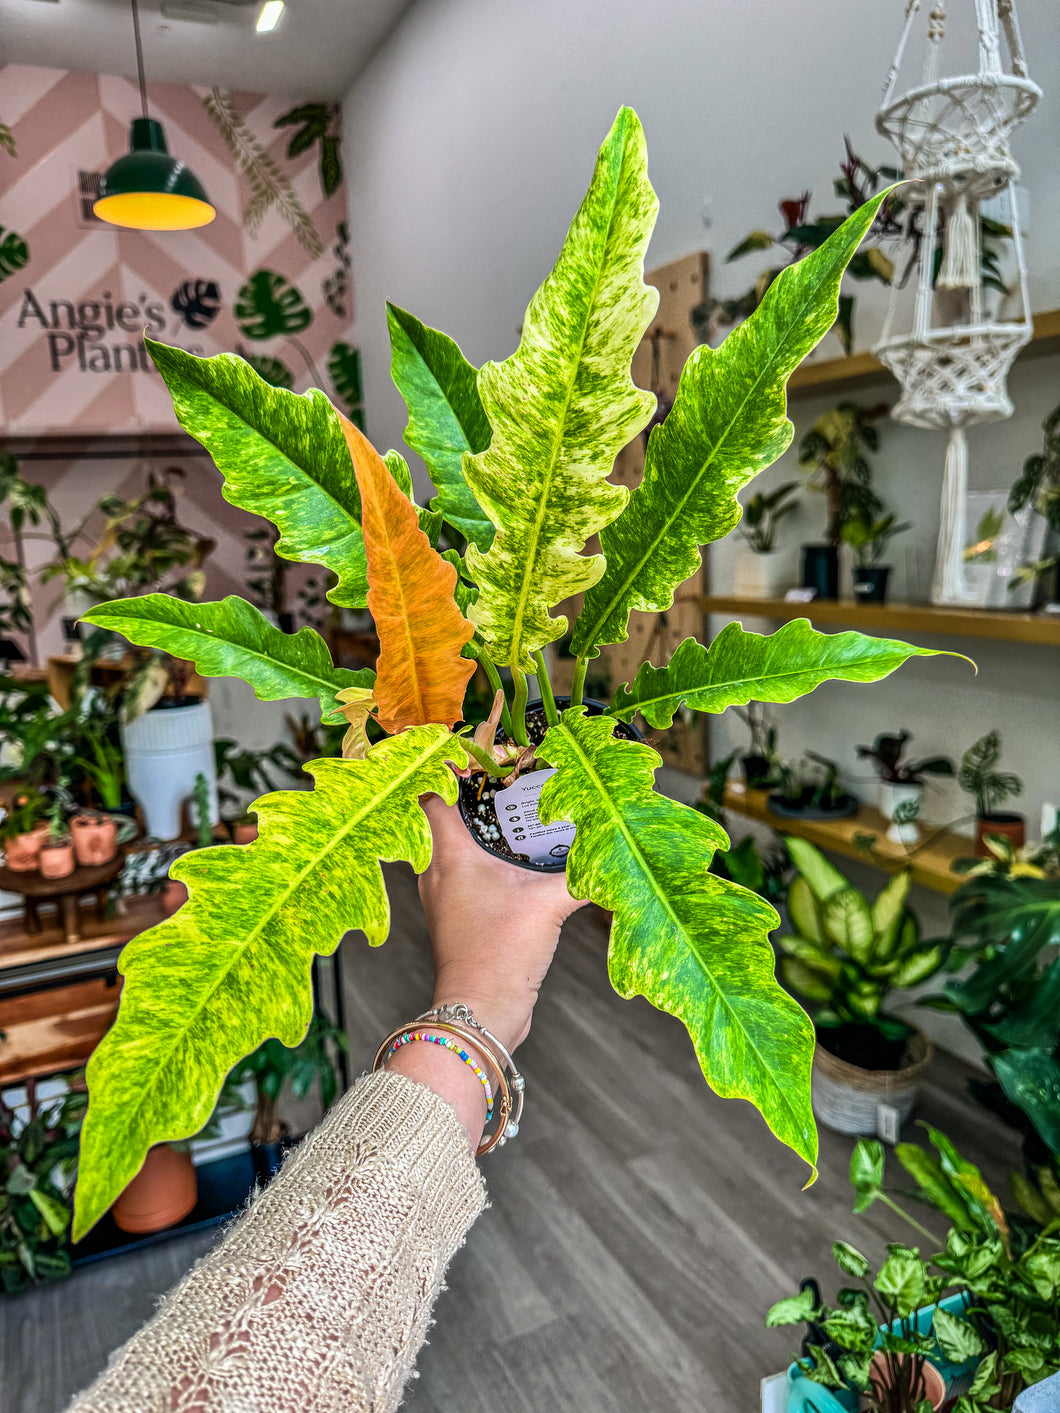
top-left (147, 338), bottom-right (368, 608)
top-left (344, 419), bottom-right (475, 732)
top-left (610, 621), bottom-right (951, 727)
top-left (573, 191), bottom-right (891, 655)
top-left (73, 726), bottom-right (467, 1240)
top-left (537, 709), bottom-right (817, 1180)
top-left (386, 303), bottom-right (493, 549)
top-left (82, 595), bottom-right (372, 720)
top-left (465, 107), bottom-right (659, 669)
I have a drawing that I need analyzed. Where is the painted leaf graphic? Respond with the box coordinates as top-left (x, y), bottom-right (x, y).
top-left (0, 226), bottom-right (29, 282)
top-left (386, 302), bottom-right (494, 551)
top-left (464, 106), bottom-right (659, 669)
top-left (611, 620), bottom-right (954, 728)
top-left (343, 419), bottom-right (476, 732)
top-left (81, 594), bottom-right (373, 721)
top-left (73, 726), bottom-right (468, 1240)
top-left (148, 339), bottom-right (367, 609)
top-left (242, 350), bottom-right (294, 389)
top-left (171, 278), bottom-right (221, 330)
top-left (538, 710), bottom-right (817, 1179)
top-left (573, 191), bottom-right (891, 655)
top-left (328, 341), bottom-right (363, 415)
top-left (235, 269), bottom-right (312, 340)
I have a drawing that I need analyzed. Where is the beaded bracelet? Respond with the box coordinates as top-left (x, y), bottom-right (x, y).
top-left (381, 1028), bottom-right (495, 1120)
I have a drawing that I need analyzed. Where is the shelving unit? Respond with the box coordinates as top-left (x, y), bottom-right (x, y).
top-left (724, 784), bottom-right (972, 894)
top-left (702, 594), bottom-right (1060, 647)
top-left (787, 307), bottom-right (1060, 401)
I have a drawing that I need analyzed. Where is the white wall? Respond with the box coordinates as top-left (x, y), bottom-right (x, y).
top-left (342, 0), bottom-right (1060, 1061)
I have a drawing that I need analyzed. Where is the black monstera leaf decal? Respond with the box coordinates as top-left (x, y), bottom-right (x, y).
top-left (171, 279), bottom-right (221, 330)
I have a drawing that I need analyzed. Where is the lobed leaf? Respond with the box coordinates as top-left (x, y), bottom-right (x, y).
top-left (147, 339), bottom-right (368, 608)
top-left (787, 836), bottom-right (849, 906)
top-left (572, 191), bottom-right (891, 656)
top-left (73, 726), bottom-right (467, 1240)
top-left (344, 420), bottom-right (476, 732)
top-left (465, 107), bottom-right (659, 669)
top-left (386, 303), bottom-right (493, 549)
top-left (81, 595), bottom-right (373, 720)
top-left (537, 709), bottom-right (817, 1180)
top-left (610, 620), bottom-right (952, 728)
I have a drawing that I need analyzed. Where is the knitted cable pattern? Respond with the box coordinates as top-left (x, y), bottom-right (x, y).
top-left (69, 1070), bottom-right (486, 1413)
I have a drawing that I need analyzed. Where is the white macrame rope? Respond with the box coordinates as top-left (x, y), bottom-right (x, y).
top-left (932, 426), bottom-right (976, 604)
top-left (938, 191), bottom-right (978, 290)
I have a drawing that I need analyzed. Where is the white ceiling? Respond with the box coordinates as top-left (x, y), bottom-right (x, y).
top-left (0, 0), bottom-right (414, 98)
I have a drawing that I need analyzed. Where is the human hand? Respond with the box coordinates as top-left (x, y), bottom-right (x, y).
top-left (417, 792), bottom-right (586, 1052)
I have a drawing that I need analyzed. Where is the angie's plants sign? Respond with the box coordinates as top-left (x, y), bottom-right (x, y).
top-left (0, 66), bottom-right (360, 434)
top-left (68, 110), bottom-right (955, 1238)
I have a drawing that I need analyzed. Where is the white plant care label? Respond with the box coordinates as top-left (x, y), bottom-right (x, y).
top-left (494, 769), bottom-right (576, 865)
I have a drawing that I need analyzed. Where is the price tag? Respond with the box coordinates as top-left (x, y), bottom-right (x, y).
top-left (494, 769), bottom-right (576, 865)
top-left (876, 1102), bottom-right (901, 1145)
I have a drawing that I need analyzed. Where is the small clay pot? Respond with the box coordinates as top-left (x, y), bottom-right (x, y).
top-left (162, 878), bottom-right (189, 916)
top-left (975, 812), bottom-right (1025, 857)
top-left (39, 838), bottom-right (76, 880)
top-left (869, 1351), bottom-right (946, 1410)
top-left (71, 812), bottom-right (119, 867)
top-left (4, 823), bottom-right (50, 872)
top-left (232, 818), bottom-right (258, 845)
top-left (111, 1144), bottom-right (197, 1234)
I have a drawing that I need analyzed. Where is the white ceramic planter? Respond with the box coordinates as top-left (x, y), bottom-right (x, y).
top-left (122, 699), bottom-right (219, 841)
top-left (732, 548), bottom-right (792, 598)
top-left (878, 780), bottom-right (924, 844)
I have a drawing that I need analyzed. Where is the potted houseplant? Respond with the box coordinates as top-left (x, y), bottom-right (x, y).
top-left (732, 700), bottom-right (780, 789)
top-left (842, 511), bottom-right (911, 604)
top-left (958, 729), bottom-right (1024, 855)
top-left (732, 481), bottom-right (800, 597)
top-left (778, 837), bottom-right (944, 1135)
top-left (1, 790), bottom-right (49, 871)
top-left (770, 750), bottom-right (858, 820)
top-left (161, 772), bottom-right (216, 916)
top-left (70, 720), bottom-right (126, 865)
top-left (38, 796), bottom-right (75, 880)
top-left (230, 1006), bottom-right (347, 1182)
top-left (0, 1082), bottom-right (86, 1293)
top-left (214, 737), bottom-right (304, 843)
top-left (67, 111), bottom-right (956, 1241)
top-left (797, 402), bottom-right (886, 599)
top-left (1007, 401), bottom-right (1060, 602)
top-left (856, 731), bottom-right (954, 844)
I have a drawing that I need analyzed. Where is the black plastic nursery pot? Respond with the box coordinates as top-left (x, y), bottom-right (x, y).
top-left (741, 753), bottom-right (772, 789)
top-left (801, 543), bottom-right (839, 600)
top-left (458, 698), bottom-right (641, 873)
top-left (852, 565), bottom-right (891, 603)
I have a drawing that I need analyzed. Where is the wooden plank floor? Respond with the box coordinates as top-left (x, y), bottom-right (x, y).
top-left (1, 864), bottom-right (1015, 1413)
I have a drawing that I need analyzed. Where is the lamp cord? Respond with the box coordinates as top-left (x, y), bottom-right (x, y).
top-left (130, 0), bottom-right (149, 119)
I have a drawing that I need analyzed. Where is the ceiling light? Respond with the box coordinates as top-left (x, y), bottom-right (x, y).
top-left (256, 0), bottom-right (284, 33)
top-left (94, 0), bottom-right (215, 231)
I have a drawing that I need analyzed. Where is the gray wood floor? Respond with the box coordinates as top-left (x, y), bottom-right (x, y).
top-left (1, 864), bottom-right (1016, 1413)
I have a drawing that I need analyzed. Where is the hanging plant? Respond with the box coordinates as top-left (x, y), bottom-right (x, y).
top-left (71, 109), bottom-right (956, 1240)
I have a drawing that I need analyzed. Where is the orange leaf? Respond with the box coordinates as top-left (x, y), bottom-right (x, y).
top-left (342, 418), bottom-right (475, 732)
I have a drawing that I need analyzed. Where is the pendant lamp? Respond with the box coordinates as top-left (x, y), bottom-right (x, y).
top-left (94, 0), bottom-right (215, 231)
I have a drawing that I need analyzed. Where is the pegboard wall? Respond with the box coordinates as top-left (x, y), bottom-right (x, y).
top-left (551, 251), bottom-right (710, 777)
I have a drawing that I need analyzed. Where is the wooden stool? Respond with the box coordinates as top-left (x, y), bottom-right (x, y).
top-left (0, 855), bottom-right (125, 945)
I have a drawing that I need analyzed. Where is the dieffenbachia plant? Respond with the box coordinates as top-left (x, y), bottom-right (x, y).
top-left (72, 108), bottom-right (949, 1238)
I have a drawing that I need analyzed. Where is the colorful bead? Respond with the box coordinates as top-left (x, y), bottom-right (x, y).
top-left (384, 1030), bottom-right (494, 1120)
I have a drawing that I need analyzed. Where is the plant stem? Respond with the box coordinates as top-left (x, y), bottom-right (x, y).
top-left (510, 667), bottom-right (529, 747)
top-left (533, 649), bottom-right (559, 727)
top-left (878, 1190), bottom-right (936, 1244)
top-left (479, 656), bottom-right (514, 741)
top-left (289, 337), bottom-right (324, 388)
top-left (570, 656), bottom-right (588, 709)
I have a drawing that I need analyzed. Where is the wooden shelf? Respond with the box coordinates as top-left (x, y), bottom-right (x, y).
top-left (0, 974), bottom-right (123, 1084)
top-left (0, 894), bottom-right (164, 975)
top-left (724, 784), bottom-right (972, 894)
top-left (787, 307), bottom-right (1060, 401)
top-left (702, 594), bottom-right (1060, 646)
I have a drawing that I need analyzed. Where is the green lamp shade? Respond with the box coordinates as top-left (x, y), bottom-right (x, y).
top-left (94, 117), bottom-right (216, 231)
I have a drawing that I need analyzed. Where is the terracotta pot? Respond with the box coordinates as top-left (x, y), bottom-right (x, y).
top-left (112, 1143), bottom-right (197, 1234)
top-left (975, 812), bottom-right (1025, 857)
top-left (39, 838), bottom-right (76, 880)
top-left (869, 1351), bottom-right (946, 1410)
top-left (161, 878), bottom-right (189, 916)
top-left (4, 823), bottom-right (50, 872)
top-left (232, 819), bottom-right (258, 844)
top-left (71, 812), bottom-right (119, 867)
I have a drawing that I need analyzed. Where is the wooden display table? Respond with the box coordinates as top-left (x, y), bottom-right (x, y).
top-left (0, 855), bottom-right (125, 944)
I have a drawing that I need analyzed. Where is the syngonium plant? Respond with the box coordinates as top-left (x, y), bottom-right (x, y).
top-left (71, 108), bottom-right (953, 1238)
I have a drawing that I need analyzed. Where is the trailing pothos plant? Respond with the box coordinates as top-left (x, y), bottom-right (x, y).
top-left (71, 108), bottom-right (952, 1239)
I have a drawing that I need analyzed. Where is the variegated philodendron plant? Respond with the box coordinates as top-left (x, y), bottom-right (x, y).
top-left (73, 108), bottom-right (950, 1237)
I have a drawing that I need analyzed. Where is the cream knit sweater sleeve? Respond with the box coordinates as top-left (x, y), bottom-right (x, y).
top-left (69, 1070), bottom-right (486, 1413)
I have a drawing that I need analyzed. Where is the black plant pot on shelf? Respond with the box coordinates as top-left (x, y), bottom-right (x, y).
top-left (741, 754), bottom-right (772, 789)
top-left (458, 698), bottom-right (641, 873)
top-left (801, 544), bottom-right (839, 600)
top-left (852, 565), bottom-right (891, 604)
